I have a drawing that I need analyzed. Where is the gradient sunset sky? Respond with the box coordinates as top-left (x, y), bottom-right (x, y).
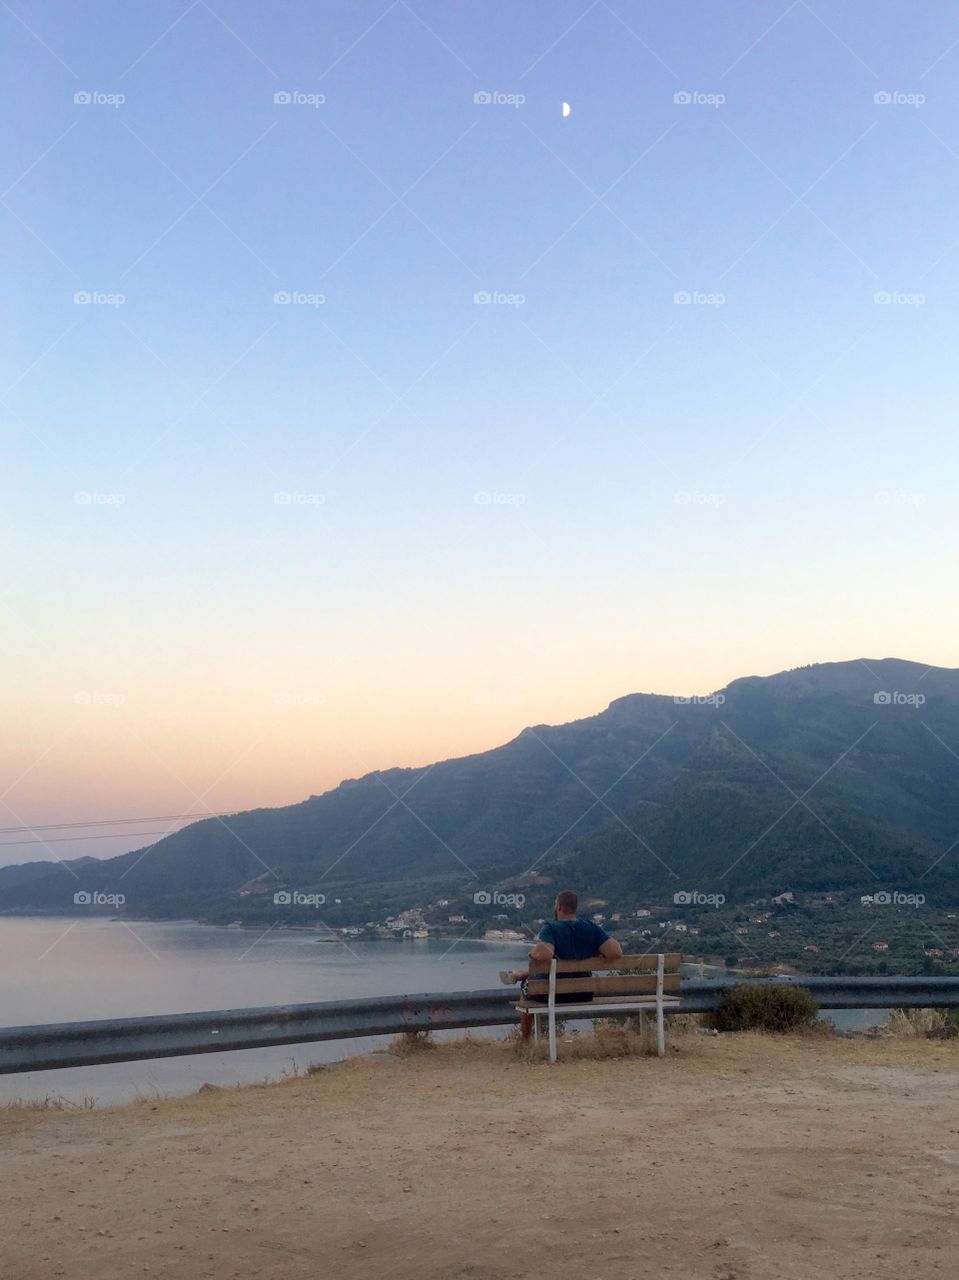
top-left (3, 1), bottom-right (958, 865)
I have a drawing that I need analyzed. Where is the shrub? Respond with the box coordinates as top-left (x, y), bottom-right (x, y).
top-left (888, 1007), bottom-right (959, 1039)
top-left (388, 1029), bottom-right (435, 1056)
top-left (706, 982), bottom-right (819, 1033)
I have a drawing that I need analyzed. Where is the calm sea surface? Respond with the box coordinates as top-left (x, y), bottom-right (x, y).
top-left (0, 918), bottom-right (530, 1105)
top-left (0, 918), bottom-right (884, 1105)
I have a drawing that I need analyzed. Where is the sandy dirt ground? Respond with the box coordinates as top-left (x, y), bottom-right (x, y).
top-left (2, 1031), bottom-right (959, 1280)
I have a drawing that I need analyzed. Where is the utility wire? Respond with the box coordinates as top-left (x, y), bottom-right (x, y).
top-left (0, 812), bottom-right (233, 837)
top-left (0, 830), bottom-right (182, 849)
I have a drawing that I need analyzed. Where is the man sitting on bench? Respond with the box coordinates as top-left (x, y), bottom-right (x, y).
top-left (501, 889), bottom-right (623, 1003)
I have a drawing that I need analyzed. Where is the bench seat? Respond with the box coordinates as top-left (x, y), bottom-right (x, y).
top-left (515, 995), bottom-right (682, 1015)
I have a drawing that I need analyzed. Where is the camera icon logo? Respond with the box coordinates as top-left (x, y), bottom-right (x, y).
top-left (473, 91), bottom-right (492, 105)
top-left (873, 891), bottom-right (892, 905)
top-left (673, 91), bottom-right (692, 105)
top-left (74, 891), bottom-right (92, 905)
top-left (673, 890), bottom-right (692, 904)
top-left (273, 890), bottom-right (292, 905)
top-left (274, 91), bottom-right (292, 105)
top-left (874, 91), bottom-right (892, 105)
top-left (74, 91), bottom-right (92, 105)
top-left (473, 890), bottom-right (492, 905)
top-left (873, 691), bottom-right (892, 704)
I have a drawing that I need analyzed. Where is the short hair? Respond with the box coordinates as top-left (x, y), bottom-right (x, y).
top-left (556, 890), bottom-right (578, 914)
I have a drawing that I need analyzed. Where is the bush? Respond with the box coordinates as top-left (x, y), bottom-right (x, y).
top-left (888, 1007), bottom-right (959, 1039)
top-left (388, 1029), bottom-right (435, 1056)
top-left (706, 982), bottom-right (819, 1033)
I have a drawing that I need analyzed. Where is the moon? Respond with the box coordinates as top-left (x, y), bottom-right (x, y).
top-left (562, 102), bottom-right (571, 117)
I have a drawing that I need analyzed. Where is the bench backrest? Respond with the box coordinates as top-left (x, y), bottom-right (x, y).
top-left (524, 952), bottom-right (683, 999)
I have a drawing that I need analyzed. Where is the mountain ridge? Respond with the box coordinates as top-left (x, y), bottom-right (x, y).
top-left (3, 656), bottom-right (957, 919)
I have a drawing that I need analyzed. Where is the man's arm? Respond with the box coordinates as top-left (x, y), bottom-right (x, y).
top-left (598, 936), bottom-right (623, 960)
top-left (529, 922), bottom-right (556, 964)
top-left (528, 940), bottom-right (555, 963)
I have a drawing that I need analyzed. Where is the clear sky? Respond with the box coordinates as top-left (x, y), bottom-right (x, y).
top-left (2, 1), bottom-right (958, 865)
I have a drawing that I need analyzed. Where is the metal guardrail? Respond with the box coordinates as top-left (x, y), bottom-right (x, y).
top-left (0, 989), bottom-right (512, 1075)
top-left (678, 974), bottom-right (959, 1012)
top-left (3, 975), bottom-right (959, 1075)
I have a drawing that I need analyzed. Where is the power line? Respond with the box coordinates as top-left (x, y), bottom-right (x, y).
top-left (0, 811), bottom-right (233, 837)
top-left (0, 830), bottom-right (177, 849)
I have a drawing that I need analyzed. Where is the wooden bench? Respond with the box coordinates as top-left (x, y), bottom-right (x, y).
top-left (514, 952), bottom-right (683, 1063)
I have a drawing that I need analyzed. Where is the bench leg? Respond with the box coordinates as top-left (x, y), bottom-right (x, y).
top-left (533, 1014), bottom-right (539, 1042)
top-left (548, 1005), bottom-right (557, 1064)
top-left (656, 999), bottom-right (665, 1057)
top-left (520, 1010), bottom-right (533, 1041)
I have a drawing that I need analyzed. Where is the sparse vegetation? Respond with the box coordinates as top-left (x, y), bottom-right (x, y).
top-left (888, 1007), bottom-right (959, 1039)
top-left (388, 1029), bottom-right (436, 1056)
top-left (706, 983), bottom-right (820, 1033)
top-left (511, 1019), bottom-right (666, 1062)
top-left (1, 1093), bottom-right (98, 1111)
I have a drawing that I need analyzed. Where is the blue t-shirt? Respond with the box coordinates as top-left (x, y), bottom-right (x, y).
top-left (537, 917), bottom-right (610, 961)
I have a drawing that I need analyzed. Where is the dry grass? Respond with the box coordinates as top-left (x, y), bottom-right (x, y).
top-left (510, 1017), bottom-right (676, 1062)
top-left (888, 1007), bottom-right (959, 1039)
top-left (387, 1028), bottom-right (437, 1056)
top-left (1, 1093), bottom-right (98, 1112)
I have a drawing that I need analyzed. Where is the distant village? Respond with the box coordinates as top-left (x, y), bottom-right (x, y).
top-left (236, 883), bottom-right (959, 976)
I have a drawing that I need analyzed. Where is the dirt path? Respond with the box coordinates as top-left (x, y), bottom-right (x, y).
top-left (2, 1033), bottom-right (958, 1280)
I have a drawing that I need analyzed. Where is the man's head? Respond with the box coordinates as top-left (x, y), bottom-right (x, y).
top-left (554, 889), bottom-right (578, 919)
